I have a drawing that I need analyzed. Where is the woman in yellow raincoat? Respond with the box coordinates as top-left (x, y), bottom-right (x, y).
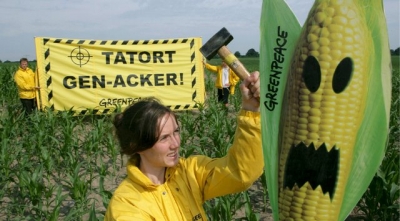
top-left (14, 58), bottom-right (40, 115)
top-left (104, 71), bottom-right (263, 221)
top-left (203, 60), bottom-right (240, 107)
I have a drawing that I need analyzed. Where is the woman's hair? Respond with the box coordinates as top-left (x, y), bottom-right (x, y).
top-left (20, 58), bottom-right (28, 63)
top-left (113, 97), bottom-right (177, 160)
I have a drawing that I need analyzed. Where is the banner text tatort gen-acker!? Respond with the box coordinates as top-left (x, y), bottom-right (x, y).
top-left (34, 37), bottom-right (205, 114)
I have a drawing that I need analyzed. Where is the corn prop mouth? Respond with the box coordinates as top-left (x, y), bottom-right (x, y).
top-left (283, 142), bottom-right (339, 200)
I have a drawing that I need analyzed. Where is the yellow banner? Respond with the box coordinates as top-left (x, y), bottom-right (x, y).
top-left (34, 37), bottom-right (205, 114)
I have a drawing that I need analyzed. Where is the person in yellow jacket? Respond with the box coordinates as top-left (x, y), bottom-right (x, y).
top-left (104, 71), bottom-right (263, 221)
top-left (203, 60), bottom-right (240, 107)
top-left (14, 58), bottom-right (40, 115)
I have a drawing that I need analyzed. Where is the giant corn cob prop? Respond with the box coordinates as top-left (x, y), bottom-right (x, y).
top-left (260, 0), bottom-right (392, 220)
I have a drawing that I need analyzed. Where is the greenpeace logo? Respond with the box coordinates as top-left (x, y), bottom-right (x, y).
top-left (99, 97), bottom-right (141, 108)
top-left (192, 213), bottom-right (202, 221)
top-left (264, 25), bottom-right (288, 112)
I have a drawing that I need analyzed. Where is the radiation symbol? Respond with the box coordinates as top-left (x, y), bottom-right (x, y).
top-left (69, 46), bottom-right (92, 67)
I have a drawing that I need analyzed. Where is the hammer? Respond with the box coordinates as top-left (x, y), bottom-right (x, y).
top-left (200, 27), bottom-right (250, 80)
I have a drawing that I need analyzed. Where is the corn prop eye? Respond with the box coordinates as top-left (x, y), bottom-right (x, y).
top-left (333, 57), bottom-right (354, 93)
top-left (302, 56), bottom-right (321, 93)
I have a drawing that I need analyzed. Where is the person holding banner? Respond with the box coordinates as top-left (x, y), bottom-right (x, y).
top-left (14, 58), bottom-right (40, 115)
top-left (203, 60), bottom-right (240, 108)
top-left (105, 71), bottom-right (262, 221)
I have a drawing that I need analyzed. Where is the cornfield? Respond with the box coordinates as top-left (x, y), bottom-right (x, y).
top-left (0, 57), bottom-right (398, 220)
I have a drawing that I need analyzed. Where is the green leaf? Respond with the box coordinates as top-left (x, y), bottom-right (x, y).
top-left (339, 0), bottom-right (391, 219)
top-left (260, 0), bottom-right (301, 219)
top-left (390, 183), bottom-right (400, 201)
top-left (88, 202), bottom-right (98, 221)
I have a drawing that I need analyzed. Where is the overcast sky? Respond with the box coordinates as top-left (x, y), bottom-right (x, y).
top-left (0, 0), bottom-right (398, 62)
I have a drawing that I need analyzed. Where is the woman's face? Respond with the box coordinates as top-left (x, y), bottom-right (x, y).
top-left (139, 113), bottom-right (181, 169)
top-left (20, 61), bottom-right (28, 70)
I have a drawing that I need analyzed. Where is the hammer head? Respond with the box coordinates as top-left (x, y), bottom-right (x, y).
top-left (200, 27), bottom-right (233, 60)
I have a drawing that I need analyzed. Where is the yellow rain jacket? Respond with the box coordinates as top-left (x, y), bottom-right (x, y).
top-left (204, 63), bottom-right (240, 95)
top-left (14, 67), bottom-right (36, 99)
top-left (105, 110), bottom-right (263, 221)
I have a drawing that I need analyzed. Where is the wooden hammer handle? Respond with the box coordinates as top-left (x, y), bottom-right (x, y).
top-left (217, 46), bottom-right (250, 80)
top-left (218, 46), bottom-right (259, 101)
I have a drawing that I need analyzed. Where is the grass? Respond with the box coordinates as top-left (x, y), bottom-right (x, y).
top-left (0, 56), bottom-right (399, 220)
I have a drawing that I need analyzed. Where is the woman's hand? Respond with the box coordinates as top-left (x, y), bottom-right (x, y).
top-left (240, 71), bottom-right (260, 112)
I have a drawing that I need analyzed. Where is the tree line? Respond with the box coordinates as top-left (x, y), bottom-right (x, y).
top-left (1, 47), bottom-right (399, 63)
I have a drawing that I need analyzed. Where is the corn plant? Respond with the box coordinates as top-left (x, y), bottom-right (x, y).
top-left (241, 191), bottom-right (261, 221)
top-left (46, 186), bottom-right (68, 221)
top-left (204, 193), bottom-right (246, 220)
